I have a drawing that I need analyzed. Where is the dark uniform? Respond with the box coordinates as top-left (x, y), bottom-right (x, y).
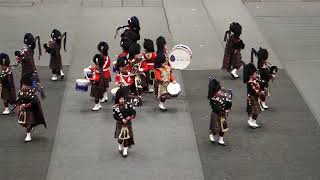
top-left (17, 73), bottom-right (46, 142)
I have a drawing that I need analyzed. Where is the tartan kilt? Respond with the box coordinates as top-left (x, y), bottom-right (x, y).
top-left (210, 112), bottom-right (228, 134)
top-left (246, 95), bottom-right (262, 115)
top-left (49, 54), bottom-right (62, 71)
top-left (1, 86), bottom-right (16, 104)
top-left (114, 122), bottom-right (135, 146)
top-left (90, 79), bottom-right (108, 99)
top-left (231, 53), bottom-right (243, 70)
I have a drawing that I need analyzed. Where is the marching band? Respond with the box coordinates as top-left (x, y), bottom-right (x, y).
top-left (0, 18), bottom-right (279, 157)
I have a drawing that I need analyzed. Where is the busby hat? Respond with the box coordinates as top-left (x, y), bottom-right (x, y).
top-left (208, 78), bottom-right (221, 100)
top-left (51, 29), bottom-right (62, 40)
top-left (128, 43), bottom-right (141, 60)
top-left (115, 87), bottom-right (130, 104)
top-left (24, 33), bottom-right (36, 48)
top-left (257, 48), bottom-right (268, 61)
top-left (156, 36), bottom-right (166, 52)
top-left (97, 41), bottom-right (109, 56)
top-left (92, 54), bottom-right (104, 68)
top-left (229, 22), bottom-right (242, 37)
top-left (20, 72), bottom-right (34, 86)
top-left (116, 56), bottom-right (128, 68)
top-left (154, 52), bottom-right (166, 69)
top-left (243, 63), bottom-right (257, 83)
top-left (143, 38), bottom-right (155, 53)
top-left (0, 53), bottom-right (10, 66)
top-left (128, 16), bottom-right (140, 31)
top-left (233, 40), bottom-right (245, 50)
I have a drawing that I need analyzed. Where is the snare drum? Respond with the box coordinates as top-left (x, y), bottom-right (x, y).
top-left (168, 44), bottom-right (192, 70)
top-left (84, 67), bottom-right (92, 79)
top-left (75, 79), bottom-right (90, 92)
top-left (167, 82), bottom-right (181, 97)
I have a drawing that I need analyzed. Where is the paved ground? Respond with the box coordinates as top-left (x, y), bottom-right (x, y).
top-left (182, 69), bottom-right (320, 180)
top-left (0, 67), bottom-right (68, 180)
top-left (0, 0), bottom-right (319, 180)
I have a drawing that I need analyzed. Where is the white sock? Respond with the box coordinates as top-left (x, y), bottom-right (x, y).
top-left (123, 147), bottom-right (128, 155)
top-left (209, 134), bottom-right (215, 142)
top-left (118, 144), bottom-right (123, 151)
top-left (218, 136), bottom-right (225, 144)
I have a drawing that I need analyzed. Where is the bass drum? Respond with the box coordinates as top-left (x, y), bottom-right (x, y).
top-left (168, 44), bottom-right (192, 69)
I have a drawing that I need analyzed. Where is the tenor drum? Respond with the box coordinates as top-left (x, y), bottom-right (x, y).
top-left (168, 44), bottom-right (192, 69)
top-left (111, 87), bottom-right (120, 96)
top-left (167, 82), bottom-right (181, 97)
top-left (75, 79), bottom-right (90, 92)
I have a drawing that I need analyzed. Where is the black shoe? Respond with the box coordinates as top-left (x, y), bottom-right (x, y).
top-left (160, 108), bottom-right (167, 112)
top-left (122, 154), bottom-right (127, 158)
top-left (210, 140), bottom-right (215, 144)
top-left (119, 150), bottom-right (123, 154)
top-left (60, 75), bottom-right (64, 80)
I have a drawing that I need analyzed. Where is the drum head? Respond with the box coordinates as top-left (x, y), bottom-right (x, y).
top-left (76, 79), bottom-right (90, 85)
top-left (168, 44), bottom-right (192, 70)
top-left (111, 87), bottom-right (120, 95)
top-left (167, 82), bottom-right (181, 95)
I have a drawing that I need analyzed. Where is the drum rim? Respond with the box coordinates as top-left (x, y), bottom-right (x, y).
top-left (167, 82), bottom-right (181, 95)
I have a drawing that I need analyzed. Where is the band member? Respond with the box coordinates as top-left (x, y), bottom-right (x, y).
top-left (97, 41), bottom-right (111, 102)
top-left (16, 73), bottom-right (46, 142)
top-left (243, 63), bottom-right (262, 128)
top-left (154, 36), bottom-right (176, 111)
top-left (113, 40), bottom-right (131, 73)
top-left (89, 54), bottom-right (108, 111)
top-left (128, 42), bottom-right (146, 97)
top-left (230, 40), bottom-right (245, 78)
top-left (141, 38), bottom-right (157, 92)
top-left (113, 87), bottom-right (136, 158)
top-left (208, 78), bottom-right (229, 146)
top-left (14, 33), bottom-right (41, 82)
top-left (43, 29), bottom-right (67, 81)
top-left (222, 22), bottom-right (242, 72)
top-left (0, 53), bottom-right (16, 115)
top-left (115, 56), bottom-right (134, 93)
top-left (118, 16), bottom-right (141, 47)
top-left (252, 48), bottom-right (277, 109)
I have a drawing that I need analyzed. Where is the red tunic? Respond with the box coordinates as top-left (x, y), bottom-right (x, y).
top-left (103, 55), bottom-right (111, 79)
top-left (89, 68), bottom-right (101, 82)
top-left (141, 52), bottom-right (156, 72)
top-left (115, 72), bottom-right (134, 86)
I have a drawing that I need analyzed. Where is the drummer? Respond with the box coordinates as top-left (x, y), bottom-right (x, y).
top-left (154, 36), bottom-right (176, 111)
top-left (89, 54), bottom-right (108, 111)
top-left (97, 41), bottom-right (111, 102)
top-left (141, 38), bottom-right (157, 93)
top-left (114, 56), bottom-right (134, 94)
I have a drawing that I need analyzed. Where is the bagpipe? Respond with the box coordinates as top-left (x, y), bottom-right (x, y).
top-left (251, 48), bottom-right (278, 87)
top-left (13, 72), bottom-right (45, 111)
top-left (114, 25), bottom-right (130, 39)
top-left (208, 77), bottom-right (233, 114)
top-left (43, 32), bottom-right (67, 53)
top-left (14, 35), bottom-right (42, 64)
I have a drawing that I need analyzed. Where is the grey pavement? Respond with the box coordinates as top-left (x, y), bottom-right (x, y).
top-left (182, 69), bottom-right (320, 180)
top-left (245, 0), bottom-right (320, 126)
top-left (0, 67), bottom-right (68, 180)
top-left (0, 0), bottom-right (319, 180)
